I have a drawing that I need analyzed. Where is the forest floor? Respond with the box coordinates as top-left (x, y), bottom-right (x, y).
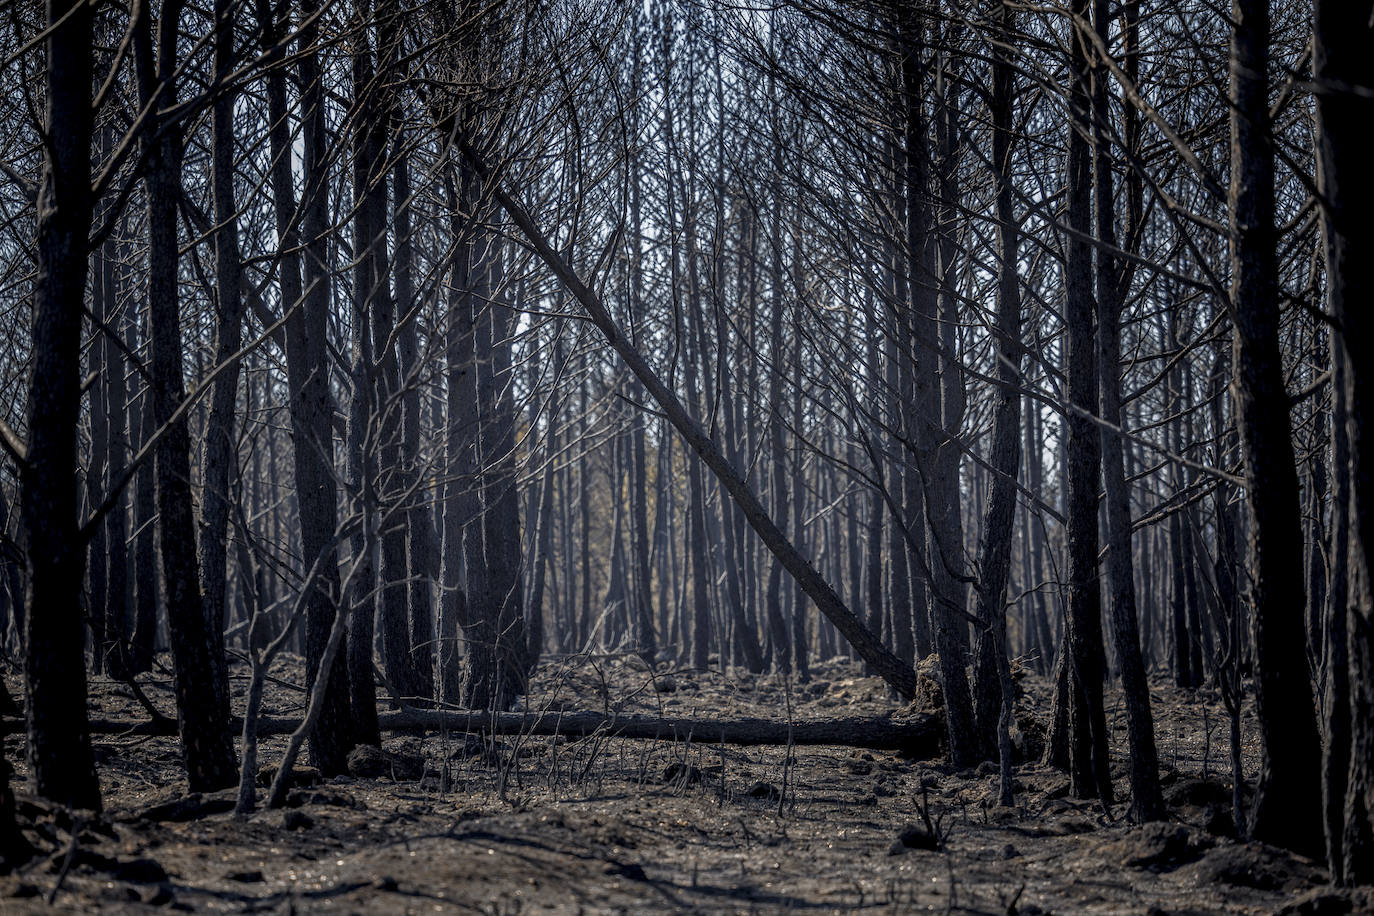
top-left (1, 652), bottom-right (1367, 915)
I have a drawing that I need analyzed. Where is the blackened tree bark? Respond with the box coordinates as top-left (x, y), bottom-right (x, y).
top-left (1229, 0), bottom-right (1324, 859)
top-left (971, 0), bottom-right (1022, 772)
top-left (439, 158), bottom-right (479, 708)
top-left (735, 219), bottom-right (764, 668)
top-left (365, 7), bottom-right (428, 713)
top-left (1314, 0), bottom-right (1374, 882)
top-left (459, 233), bottom-right (521, 709)
top-left (130, 356), bottom-right (159, 674)
top-left (765, 158), bottom-right (792, 675)
top-left (524, 325), bottom-right (560, 669)
top-left (346, 0), bottom-right (384, 746)
top-left (864, 293), bottom-right (886, 662)
top-left (1169, 502), bottom-right (1195, 687)
top-left (478, 250), bottom-right (531, 698)
top-left (345, 310), bottom-right (380, 744)
top-left (1022, 401), bottom-right (1053, 671)
top-left (602, 432), bottom-right (629, 643)
top-left (626, 45), bottom-right (660, 666)
top-left (133, 0), bottom-right (237, 792)
top-left (87, 222), bottom-right (125, 678)
top-left (87, 254), bottom-right (110, 677)
top-left (884, 291), bottom-right (914, 666)
top-left (931, 36), bottom-right (970, 669)
top-left (1306, 421), bottom-right (1330, 665)
top-left (1057, 0), bottom-right (1112, 804)
top-left (901, 14), bottom-right (977, 766)
top-left (21, 0), bottom-right (101, 811)
top-left (1325, 338), bottom-right (1355, 880)
top-left (1166, 312), bottom-right (1206, 688)
top-left (199, 0), bottom-right (246, 657)
top-left (789, 251), bottom-right (809, 682)
top-left (878, 109), bottom-right (912, 669)
top-left (100, 232), bottom-right (132, 680)
top-left (393, 137), bottom-right (437, 703)
top-left (440, 128), bottom-right (527, 709)
top-left (272, 0), bottom-right (354, 774)
top-left (706, 34), bottom-right (758, 673)
top-left (1092, 0), bottom-right (1163, 822)
top-left (662, 25), bottom-right (713, 673)
top-left (1208, 344), bottom-right (1246, 831)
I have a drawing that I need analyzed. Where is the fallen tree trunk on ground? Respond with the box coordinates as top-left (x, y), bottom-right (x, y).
top-left (3, 710), bottom-right (942, 756)
top-left (380, 709), bottom-right (943, 755)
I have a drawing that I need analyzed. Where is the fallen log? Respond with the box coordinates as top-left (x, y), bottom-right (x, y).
top-left (2, 710), bottom-right (942, 756)
top-left (377, 709), bottom-right (943, 755)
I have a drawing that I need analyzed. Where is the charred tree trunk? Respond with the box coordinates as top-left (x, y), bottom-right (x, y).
top-left (87, 263), bottom-right (109, 678)
top-left (21, 0), bottom-right (101, 811)
top-left (479, 256), bottom-right (532, 697)
top-left (864, 292), bottom-right (886, 661)
top-left (199, 0), bottom-right (246, 661)
top-left (765, 171), bottom-right (791, 675)
top-left (931, 40), bottom-right (970, 669)
top-left (1056, 0), bottom-right (1112, 804)
top-left (101, 232), bottom-right (132, 679)
top-left (365, 12), bottom-right (427, 714)
top-left (346, 0), bottom-right (385, 746)
top-left (88, 221), bottom-right (130, 680)
top-left (1314, 0), bottom-right (1374, 881)
top-left (275, 0), bottom-right (354, 774)
top-left (789, 230), bottom-right (810, 683)
top-left (1229, 0), bottom-right (1324, 859)
top-left (625, 60), bottom-right (658, 663)
top-left (130, 353), bottom-right (159, 674)
top-left (393, 141), bottom-right (437, 703)
top-left (902, 15), bottom-right (977, 766)
top-left (459, 228), bottom-right (498, 707)
top-left (971, 2), bottom-right (1022, 769)
top-left (133, 0), bottom-right (238, 792)
top-left (525, 330), bottom-right (560, 668)
top-left (438, 161), bottom-right (475, 708)
top-left (1227, 0), bottom-right (1326, 857)
top-left (1093, 0), bottom-right (1162, 822)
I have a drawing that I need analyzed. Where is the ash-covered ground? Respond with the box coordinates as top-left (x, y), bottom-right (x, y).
top-left (1, 653), bottom-right (1364, 914)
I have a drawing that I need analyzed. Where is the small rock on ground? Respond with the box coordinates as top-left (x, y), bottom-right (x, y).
top-left (745, 781), bottom-right (779, 800)
top-left (888, 825), bottom-right (940, 855)
top-left (347, 744), bottom-right (425, 780)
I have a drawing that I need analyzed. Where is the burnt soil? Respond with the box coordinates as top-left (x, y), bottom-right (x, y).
top-left (0, 653), bottom-right (1360, 914)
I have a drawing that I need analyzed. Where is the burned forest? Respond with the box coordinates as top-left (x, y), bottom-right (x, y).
top-left (0, 0), bottom-right (1372, 911)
